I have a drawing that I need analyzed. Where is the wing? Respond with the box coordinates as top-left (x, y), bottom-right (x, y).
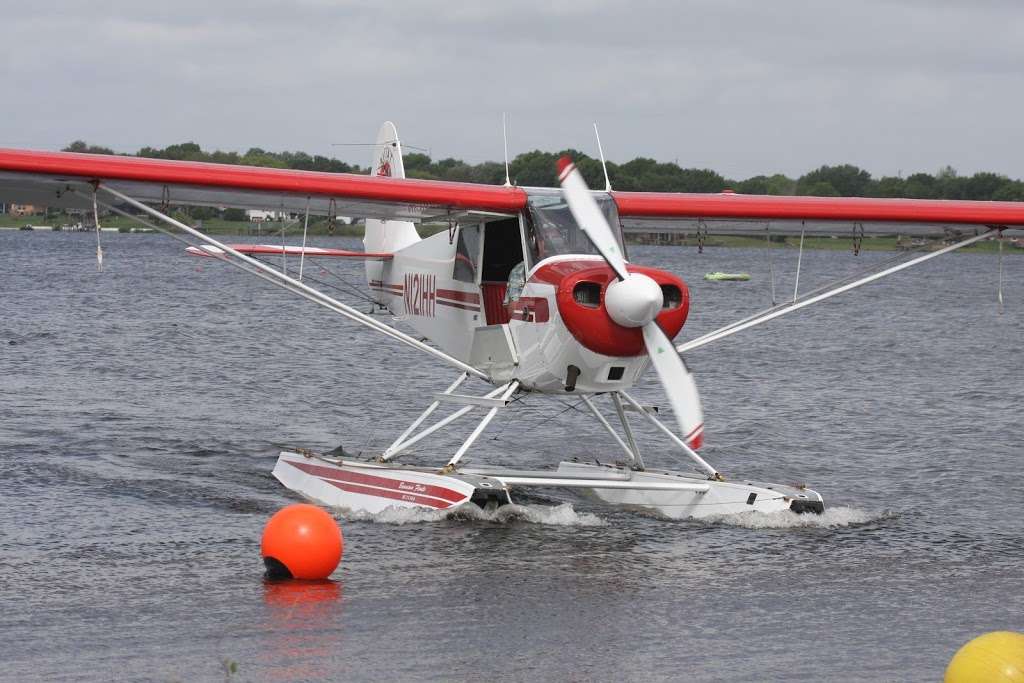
top-left (614, 191), bottom-right (1024, 236)
top-left (0, 147), bottom-right (524, 380)
top-left (2, 147), bottom-right (1016, 364)
top-left (0, 148), bottom-right (526, 221)
top-left (611, 190), bottom-right (1021, 353)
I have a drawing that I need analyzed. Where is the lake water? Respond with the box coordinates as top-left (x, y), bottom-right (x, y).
top-left (1, 231), bottom-right (1022, 682)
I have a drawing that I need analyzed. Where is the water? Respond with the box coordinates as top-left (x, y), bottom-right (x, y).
top-left (1, 231), bottom-right (1022, 682)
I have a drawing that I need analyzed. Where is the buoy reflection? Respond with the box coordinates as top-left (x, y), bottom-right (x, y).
top-left (262, 578), bottom-right (342, 608)
top-left (260, 579), bottom-right (344, 681)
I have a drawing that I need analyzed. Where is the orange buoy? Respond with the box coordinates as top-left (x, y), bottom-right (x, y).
top-left (261, 504), bottom-right (343, 580)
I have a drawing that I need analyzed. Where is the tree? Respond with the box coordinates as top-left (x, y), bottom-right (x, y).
top-left (797, 164), bottom-right (872, 197)
top-left (240, 148), bottom-right (288, 169)
top-left (48, 141), bottom-right (1024, 205)
top-left (468, 161), bottom-right (507, 185)
top-left (872, 176), bottom-right (906, 198)
top-left (509, 150), bottom-right (560, 187)
top-left (736, 175), bottom-right (770, 194)
top-left (63, 140), bottom-right (115, 155)
top-left (801, 180), bottom-right (840, 197)
top-left (965, 172), bottom-right (1008, 201)
top-left (764, 174), bottom-right (797, 195)
top-left (575, 155), bottom-right (607, 190)
top-left (934, 165), bottom-right (968, 199)
top-left (675, 168), bottom-right (727, 193)
top-left (904, 173), bottom-right (938, 199)
top-left (992, 181), bottom-right (1024, 201)
top-left (403, 153), bottom-right (433, 175)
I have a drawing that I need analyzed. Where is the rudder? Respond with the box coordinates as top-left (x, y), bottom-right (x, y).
top-left (365, 121), bottom-right (419, 298)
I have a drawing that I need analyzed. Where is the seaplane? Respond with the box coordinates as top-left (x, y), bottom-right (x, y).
top-left (1, 121), bottom-right (1021, 520)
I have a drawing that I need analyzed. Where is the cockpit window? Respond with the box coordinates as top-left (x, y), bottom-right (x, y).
top-left (524, 189), bottom-right (627, 265)
top-left (453, 224), bottom-right (480, 283)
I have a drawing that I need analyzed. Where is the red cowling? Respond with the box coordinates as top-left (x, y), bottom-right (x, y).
top-left (532, 261), bottom-right (690, 357)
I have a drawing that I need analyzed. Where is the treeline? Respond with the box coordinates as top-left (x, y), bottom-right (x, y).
top-left (63, 141), bottom-right (362, 175)
top-left (405, 151), bottom-right (1024, 201)
top-left (63, 140), bottom-right (1024, 202)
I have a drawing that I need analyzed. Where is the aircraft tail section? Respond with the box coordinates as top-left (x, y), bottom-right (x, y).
top-left (364, 122), bottom-right (419, 253)
top-left (365, 122), bottom-right (419, 299)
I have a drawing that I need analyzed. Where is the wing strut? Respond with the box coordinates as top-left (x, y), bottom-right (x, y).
top-left (91, 186), bottom-right (104, 271)
top-left (677, 228), bottom-right (999, 354)
top-left (90, 185), bottom-right (488, 381)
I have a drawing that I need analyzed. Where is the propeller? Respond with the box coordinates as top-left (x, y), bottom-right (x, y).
top-left (557, 157), bottom-right (629, 281)
top-left (557, 156), bottom-right (705, 452)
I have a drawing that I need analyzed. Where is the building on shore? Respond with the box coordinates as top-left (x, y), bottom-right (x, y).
top-left (9, 204), bottom-right (39, 216)
top-left (246, 209), bottom-right (290, 222)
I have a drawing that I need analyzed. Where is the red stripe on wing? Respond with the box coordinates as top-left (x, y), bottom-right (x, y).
top-left (613, 191), bottom-right (1024, 226)
top-left (0, 148), bottom-right (528, 213)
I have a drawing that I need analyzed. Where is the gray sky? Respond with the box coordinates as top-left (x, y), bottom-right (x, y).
top-left (3, 0), bottom-right (1024, 180)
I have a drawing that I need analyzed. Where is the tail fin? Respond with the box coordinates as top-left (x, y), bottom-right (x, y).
top-left (370, 121), bottom-right (406, 180)
top-left (363, 121), bottom-right (419, 254)
top-left (365, 122), bottom-right (420, 298)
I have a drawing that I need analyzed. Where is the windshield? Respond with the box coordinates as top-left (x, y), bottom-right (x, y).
top-left (524, 189), bottom-right (627, 265)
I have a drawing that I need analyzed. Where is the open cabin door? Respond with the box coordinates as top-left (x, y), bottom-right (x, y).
top-left (476, 216), bottom-right (524, 325)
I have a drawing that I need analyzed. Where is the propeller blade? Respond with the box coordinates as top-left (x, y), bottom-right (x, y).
top-left (641, 322), bottom-right (705, 450)
top-left (557, 156), bottom-right (629, 281)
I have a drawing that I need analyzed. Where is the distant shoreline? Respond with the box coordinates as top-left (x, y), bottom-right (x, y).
top-left (3, 224), bottom-right (1019, 254)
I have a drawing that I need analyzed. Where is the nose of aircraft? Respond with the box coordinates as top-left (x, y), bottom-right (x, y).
top-left (544, 261), bottom-right (690, 357)
top-left (605, 273), bottom-right (664, 328)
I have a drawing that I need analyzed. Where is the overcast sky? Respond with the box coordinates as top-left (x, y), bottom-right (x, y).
top-left (3, 0), bottom-right (1024, 180)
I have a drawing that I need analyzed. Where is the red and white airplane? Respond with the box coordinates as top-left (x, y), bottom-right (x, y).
top-left (2, 121), bottom-right (1021, 519)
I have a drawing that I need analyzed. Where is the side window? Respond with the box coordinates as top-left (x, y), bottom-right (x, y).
top-left (453, 224), bottom-right (480, 283)
top-left (524, 214), bottom-right (540, 268)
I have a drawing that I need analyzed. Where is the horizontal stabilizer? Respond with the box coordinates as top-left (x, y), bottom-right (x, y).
top-left (185, 244), bottom-right (392, 260)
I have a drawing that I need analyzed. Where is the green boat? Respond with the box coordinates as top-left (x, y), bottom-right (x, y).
top-left (704, 272), bottom-right (751, 281)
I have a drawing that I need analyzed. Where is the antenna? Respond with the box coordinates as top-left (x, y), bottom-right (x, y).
top-left (502, 113), bottom-right (512, 187)
top-left (593, 123), bottom-right (612, 192)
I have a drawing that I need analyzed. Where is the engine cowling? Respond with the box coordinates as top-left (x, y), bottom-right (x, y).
top-left (545, 262), bottom-right (690, 357)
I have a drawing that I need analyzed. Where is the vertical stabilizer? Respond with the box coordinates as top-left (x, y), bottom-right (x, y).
top-left (365, 122), bottom-right (419, 297)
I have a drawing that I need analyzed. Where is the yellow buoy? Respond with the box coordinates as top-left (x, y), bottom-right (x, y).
top-left (945, 631), bottom-right (1024, 683)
